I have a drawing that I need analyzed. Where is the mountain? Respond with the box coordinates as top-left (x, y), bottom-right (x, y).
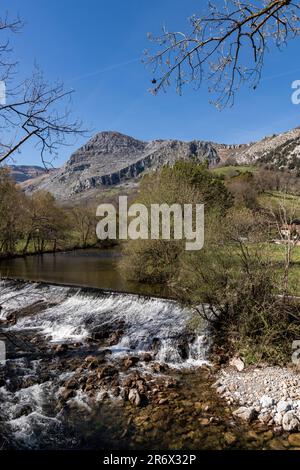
top-left (20, 127), bottom-right (300, 202)
top-left (212, 127), bottom-right (300, 171)
top-left (4, 165), bottom-right (50, 183)
top-left (21, 131), bottom-right (220, 201)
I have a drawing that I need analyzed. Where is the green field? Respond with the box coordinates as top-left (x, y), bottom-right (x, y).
top-left (259, 191), bottom-right (300, 216)
top-left (211, 165), bottom-right (257, 177)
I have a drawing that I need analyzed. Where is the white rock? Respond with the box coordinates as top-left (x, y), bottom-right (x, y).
top-left (282, 411), bottom-right (300, 432)
top-left (217, 385), bottom-right (226, 394)
top-left (260, 395), bottom-right (274, 408)
top-left (274, 412), bottom-right (283, 425)
top-left (229, 357), bottom-right (245, 372)
top-left (277, 400), bottom-right (291, 414)
top-left (233, 407), bottom-right (257, 423)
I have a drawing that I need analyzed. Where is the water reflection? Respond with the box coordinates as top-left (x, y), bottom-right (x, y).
top-left (0, 248), bottom-right (169, 298)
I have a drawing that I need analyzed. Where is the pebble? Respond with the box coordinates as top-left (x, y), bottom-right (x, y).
top-left (214, 365), bottom-right (300, 432)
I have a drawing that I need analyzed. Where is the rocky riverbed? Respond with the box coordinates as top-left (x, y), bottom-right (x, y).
top-left (0, 279), bottom-right (300, 450)
top-left (214, 362), bottom-right (300, 447)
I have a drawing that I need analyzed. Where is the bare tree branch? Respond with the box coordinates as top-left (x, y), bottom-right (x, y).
top-left (0, 13), bottom-right (87, 166)
top-left (146, 0), bottom-right (300, 108)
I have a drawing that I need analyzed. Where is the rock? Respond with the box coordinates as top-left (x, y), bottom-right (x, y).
top-left (151, 363), bottom-right (167, 373)
top-left (260, 395), bottom-right (274, 408)
top-left (263, 430), bottom-right (273, 440)
top-left (194, 402), bottom-right (203, 411)
top-left (122, 356), bottom-right (139, 370)
top-left (216, 385), bottom-right (226, 395)
top-left (128, 388), bottom-right (141, 407)
top-left (282, 411), bottom-right (300, 432)
top-left (258, 413), bottom-right (272, 425)
top-left (65, 377), bottom-right (78, 389)
top-left (54, 344), bottom-right (67, 353)
top-left (274, 412), bottom-right (283, 425)
top-left (199, 418), bottom-right (210, 426)
top-left (13, 404), bottom-right (33, 419)
top-left (141, 353), bottom-right (152, 363)
top-left (158, 398), bottom-right (168, 405)
top-left (277, 400), bottom-right (291, 413)
top-left (60, 387), bottom-right (75, 401)
top-left (269, 438), bottom-right (287, 450)
top-left (229, 357), bottom-right (245, 372)
top-left (233, 406), bottom-right (257, 423)
top-left (97, 365), bottom-right (118, 379)
top-left (224, 432), bottom-right (237, 445)
top-left (288, 434), bottom-right (300, 447)
top-left (27, 132), bottom-right (220, 202)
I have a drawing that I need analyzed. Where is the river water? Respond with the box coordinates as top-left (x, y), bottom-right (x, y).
top-left (0, 248), bottom-right (169, 298)
top-left (0, 250), bottom-right (290, 450)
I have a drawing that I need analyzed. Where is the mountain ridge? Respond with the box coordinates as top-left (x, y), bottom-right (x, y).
top-left (12, 126), bottom-right (300, 200)
top-left (21, 131), bottom-right (220, 200)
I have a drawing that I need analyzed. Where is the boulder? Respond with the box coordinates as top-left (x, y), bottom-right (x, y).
top-left (229, 357), bottom-right (245, 372)
top-left (128, 388), bottom-right (141, 406)
top-left (122, 356), bottom-right (139, 370)
top-left (260, 395), bottom-right (274, 408)
top-left (288, 433), bottom-right (300, 447)
top-left (233, 406), bottom-right (257, 423)
top-left (277, 400), bottom-right (291, 414)
top-left (282, 411), bottom-right (300, 432)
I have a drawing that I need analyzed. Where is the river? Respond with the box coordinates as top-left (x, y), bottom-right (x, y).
top-left (0, 250), bottom-right (289, 450)
top-left (0, 248), bottom-right (169, 298)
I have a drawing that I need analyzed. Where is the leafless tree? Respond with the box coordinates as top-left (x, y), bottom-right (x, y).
top-left (0, 14), bottom-right (85, 165)
top-left (268, 196), bottom-right (300, 296)
top-left (146, 0), bottom-right (300, 108)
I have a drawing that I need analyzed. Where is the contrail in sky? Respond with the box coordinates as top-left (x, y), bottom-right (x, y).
top-left (69, 58), bottom-right (139, 83)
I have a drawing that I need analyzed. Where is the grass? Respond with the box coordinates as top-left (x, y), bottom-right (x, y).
top-left (211, 165), bottom-right (257, 177)
top-left (259, 190), bottom-right (300, 216)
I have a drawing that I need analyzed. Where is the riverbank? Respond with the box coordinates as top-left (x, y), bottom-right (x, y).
top-left (214, 364), bottom-right (300, 437)
top-left (0, 241), bottom-right (118, 261)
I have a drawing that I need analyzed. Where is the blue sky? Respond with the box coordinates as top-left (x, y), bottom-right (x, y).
top-left (3, 0), bottom-right (300, 166)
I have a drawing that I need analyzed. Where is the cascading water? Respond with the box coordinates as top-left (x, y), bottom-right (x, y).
top-left (0, 279), bottom-right (211, 449)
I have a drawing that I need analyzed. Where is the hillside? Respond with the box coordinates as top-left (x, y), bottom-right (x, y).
top-left (19, 126), bottom-right (300, 202)
top-left (21, 131), bottom-right (219, 201)
top-left (4, 165), bottom-right (50, 183)
top-left (230, 127), bottom-right (300, 171)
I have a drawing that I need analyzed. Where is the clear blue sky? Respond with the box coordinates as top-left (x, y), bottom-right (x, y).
top-left (3, 0), bottom-right (300, 166)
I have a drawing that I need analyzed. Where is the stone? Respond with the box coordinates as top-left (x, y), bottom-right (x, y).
top-left (269, 438), bottom-right (287, 450)
top-left (13, 404), bottom-right (33, 419)
top-left (59, 387), bottom-right (75, 401)
top-left (141, 353), bottom-right (152, 363)
top-left (97, 365), bottom-right (118, 379)
top-left (65, 377), bottom-right (78, 389)
top-left (232, 407), bottom-right (257, 423)
top-left (54, 344), bottom-right (67, 353)
top-left (229, 357), bottom-right (245, 372)
top-left (258, 413), bottom-right (272, 425)
top-left (128, 388), bottom-right (141, 407)
top-left (151, 363), bottom-right (166, 373)
top-left (122, 356), bottom-right (139, 370)
top-left (274, 412), bottom-right (283, 426)
top-left (158, 398), bottom-right (169, 405)
top-left (224, 432), bottom-right (237, 445)
top-left (277, 400), bottom-right (291, 413)
top-left (282, 411), bottom-right (300, 432)
top-left (260, 395), bottom-right (274, 408)
top-left (199, 418), bottom-right (210, 426)
top-left (288, 434), bottom-right (300, 447)
top-left (216, 385), bottom-right (226, 394)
